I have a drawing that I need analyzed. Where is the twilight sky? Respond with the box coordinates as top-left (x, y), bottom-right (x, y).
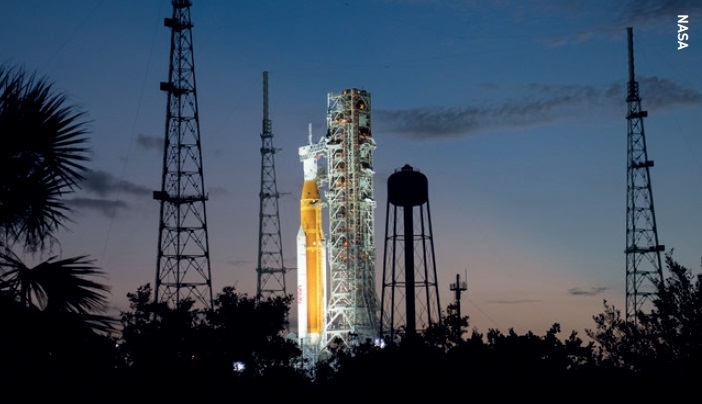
top-left (2, 0), bottom-right (701, 339)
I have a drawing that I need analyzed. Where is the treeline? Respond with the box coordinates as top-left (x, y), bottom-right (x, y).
top-left (2, 254), bottom-right (702, 402)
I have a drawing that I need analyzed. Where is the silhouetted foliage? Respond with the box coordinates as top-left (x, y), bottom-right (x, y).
top-left (422, 301), bottom-right (469, 350)
top-left (313, 308), bottom-right (598, 402)
top-left (5, 249), bottom-right (702, 403)
top-left (0, 64), bottom-right (118, 403)
top-left (586, 252), bottom-right (702, 400)
top-left (0, 254), bottom-right (117, 402)
top-left (203, 287), bottom-right (301, 375)
top-left (117, 285), bottom-right (307, 401)
top-left (0, 64), bottom-right (90, 252)
top-left (0, 250), bottom-right (113, 322)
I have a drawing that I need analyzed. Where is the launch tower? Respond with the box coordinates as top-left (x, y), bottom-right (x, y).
top-left (624, 27), bottom-right (664, 324)
top-left (323, 89), bottom-right (379, 347)
top-left (153, 0), bottom-right (213, 309)
top-left (297, 89), bottom-right (379, 351)
top-left (256, 71), bottom-right (288, 301)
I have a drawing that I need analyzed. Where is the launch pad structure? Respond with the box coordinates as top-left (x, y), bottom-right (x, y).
top-left (297, 89), bottom-right (379, 354)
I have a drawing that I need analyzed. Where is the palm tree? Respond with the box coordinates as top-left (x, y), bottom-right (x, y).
top-left (0, 63), bottom-right (90, 252)
top-left (0, 65), bottom-right (117, 384)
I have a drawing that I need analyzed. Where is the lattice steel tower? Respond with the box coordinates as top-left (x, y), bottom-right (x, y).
top-left (624, 27), bottom-right (664, 323)
top-left (153, 0), bottom-right (213, 309)
top-left (380, 164), bottom-right (441, 341)
top-left (324, 89), bottom-right (379, 347)
top-left (256, 71), bottom-right (288, 300)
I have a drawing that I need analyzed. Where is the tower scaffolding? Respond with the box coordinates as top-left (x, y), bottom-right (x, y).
top-left (256, 71), bottom-right (288, 301)
top-left (624, 27), bottom-right (665, 324)
top-left (153, 0), bottom-right (213, 309)
top-left (323, 89), bottom-right (379, 347)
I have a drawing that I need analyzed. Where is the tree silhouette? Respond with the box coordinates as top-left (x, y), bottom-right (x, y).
top-left (0, 64), bottom-right (116, 402)
top-left (0, 64), bottom-right (112, 322)
top-left (0, 64), bottom-right (89, 252)
top-left (204, 287), bottom-right (301, 375)
top-left (587, 252), bottom-right (702, 400)
top-left (0, 251), bottom-right (117, 402)
top-left (117, 285), bottom-right (306, 401)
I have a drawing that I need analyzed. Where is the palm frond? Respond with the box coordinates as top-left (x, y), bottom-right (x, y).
top-left (0, 64), bottom-right (91, 251)
top-left (0, 251), bottom-right (111, 313)
top-left (0, 166), bottom-right (72, 248)
top-left (0, 249), bottom-right (49, 308)
top-left (1, 250), bottom-right (117, 336)
top-left (32, 255), bottom-right (111, 314)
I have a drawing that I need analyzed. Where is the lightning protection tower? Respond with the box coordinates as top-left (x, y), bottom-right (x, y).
top-left (256, 71), bottom-right (288, 301)
top-left (324, 88), bottom-right (379, 347)
top-left (153, 0), bottom-right (213, 309)
top-left (380, 164), bottom-right (441, 342)
top-left (624, 27), bottom-right (664, 324)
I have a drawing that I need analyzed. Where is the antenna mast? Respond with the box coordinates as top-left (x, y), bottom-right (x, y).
top-left (624, 27), bottom-right (664, 323)
top-left (449, 273), bottom-right (467, 319)
top-left (154, 0), bottom-right (213, 309)
top-left (256, 71), bottom-right (288, 301)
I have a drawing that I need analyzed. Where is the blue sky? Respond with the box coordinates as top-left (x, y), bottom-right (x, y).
top-left (2, 0), bottom-right (701, 338)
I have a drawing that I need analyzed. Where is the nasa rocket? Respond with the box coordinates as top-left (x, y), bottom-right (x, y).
top-left (297, 135), bottom-right (326, 347)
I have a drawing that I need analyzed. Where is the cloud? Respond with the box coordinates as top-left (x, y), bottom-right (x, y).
top-left (375, 77), bottom-right (702, 140)
top-left (614, 0), bottom-right (702, 29)
top-left (207, 186), bottom-right (229, 196)
top-left (541, 32), bottom-right (606, 48)
top-left (487, 299), bottom-right (542, 304)
top-left (137, 134), bottom-right (163, 152)
top-left (227, 259), bottom-right (251, 267)
top-left (537, 1), bottom-right (701, 47)
top-left (82, 170), bottom-right (150, 197)
top-left (568, 286), bottom-right (608, 296)
top-left (66, 197), bottom-right (128, 218)
top-left (375, 102), bottom-right (557, 141)
top-left (636, 76), bottom-right (702, 107)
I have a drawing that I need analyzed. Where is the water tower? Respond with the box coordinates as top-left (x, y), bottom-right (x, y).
top-left (380, 164), bottom-right (441, 341)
